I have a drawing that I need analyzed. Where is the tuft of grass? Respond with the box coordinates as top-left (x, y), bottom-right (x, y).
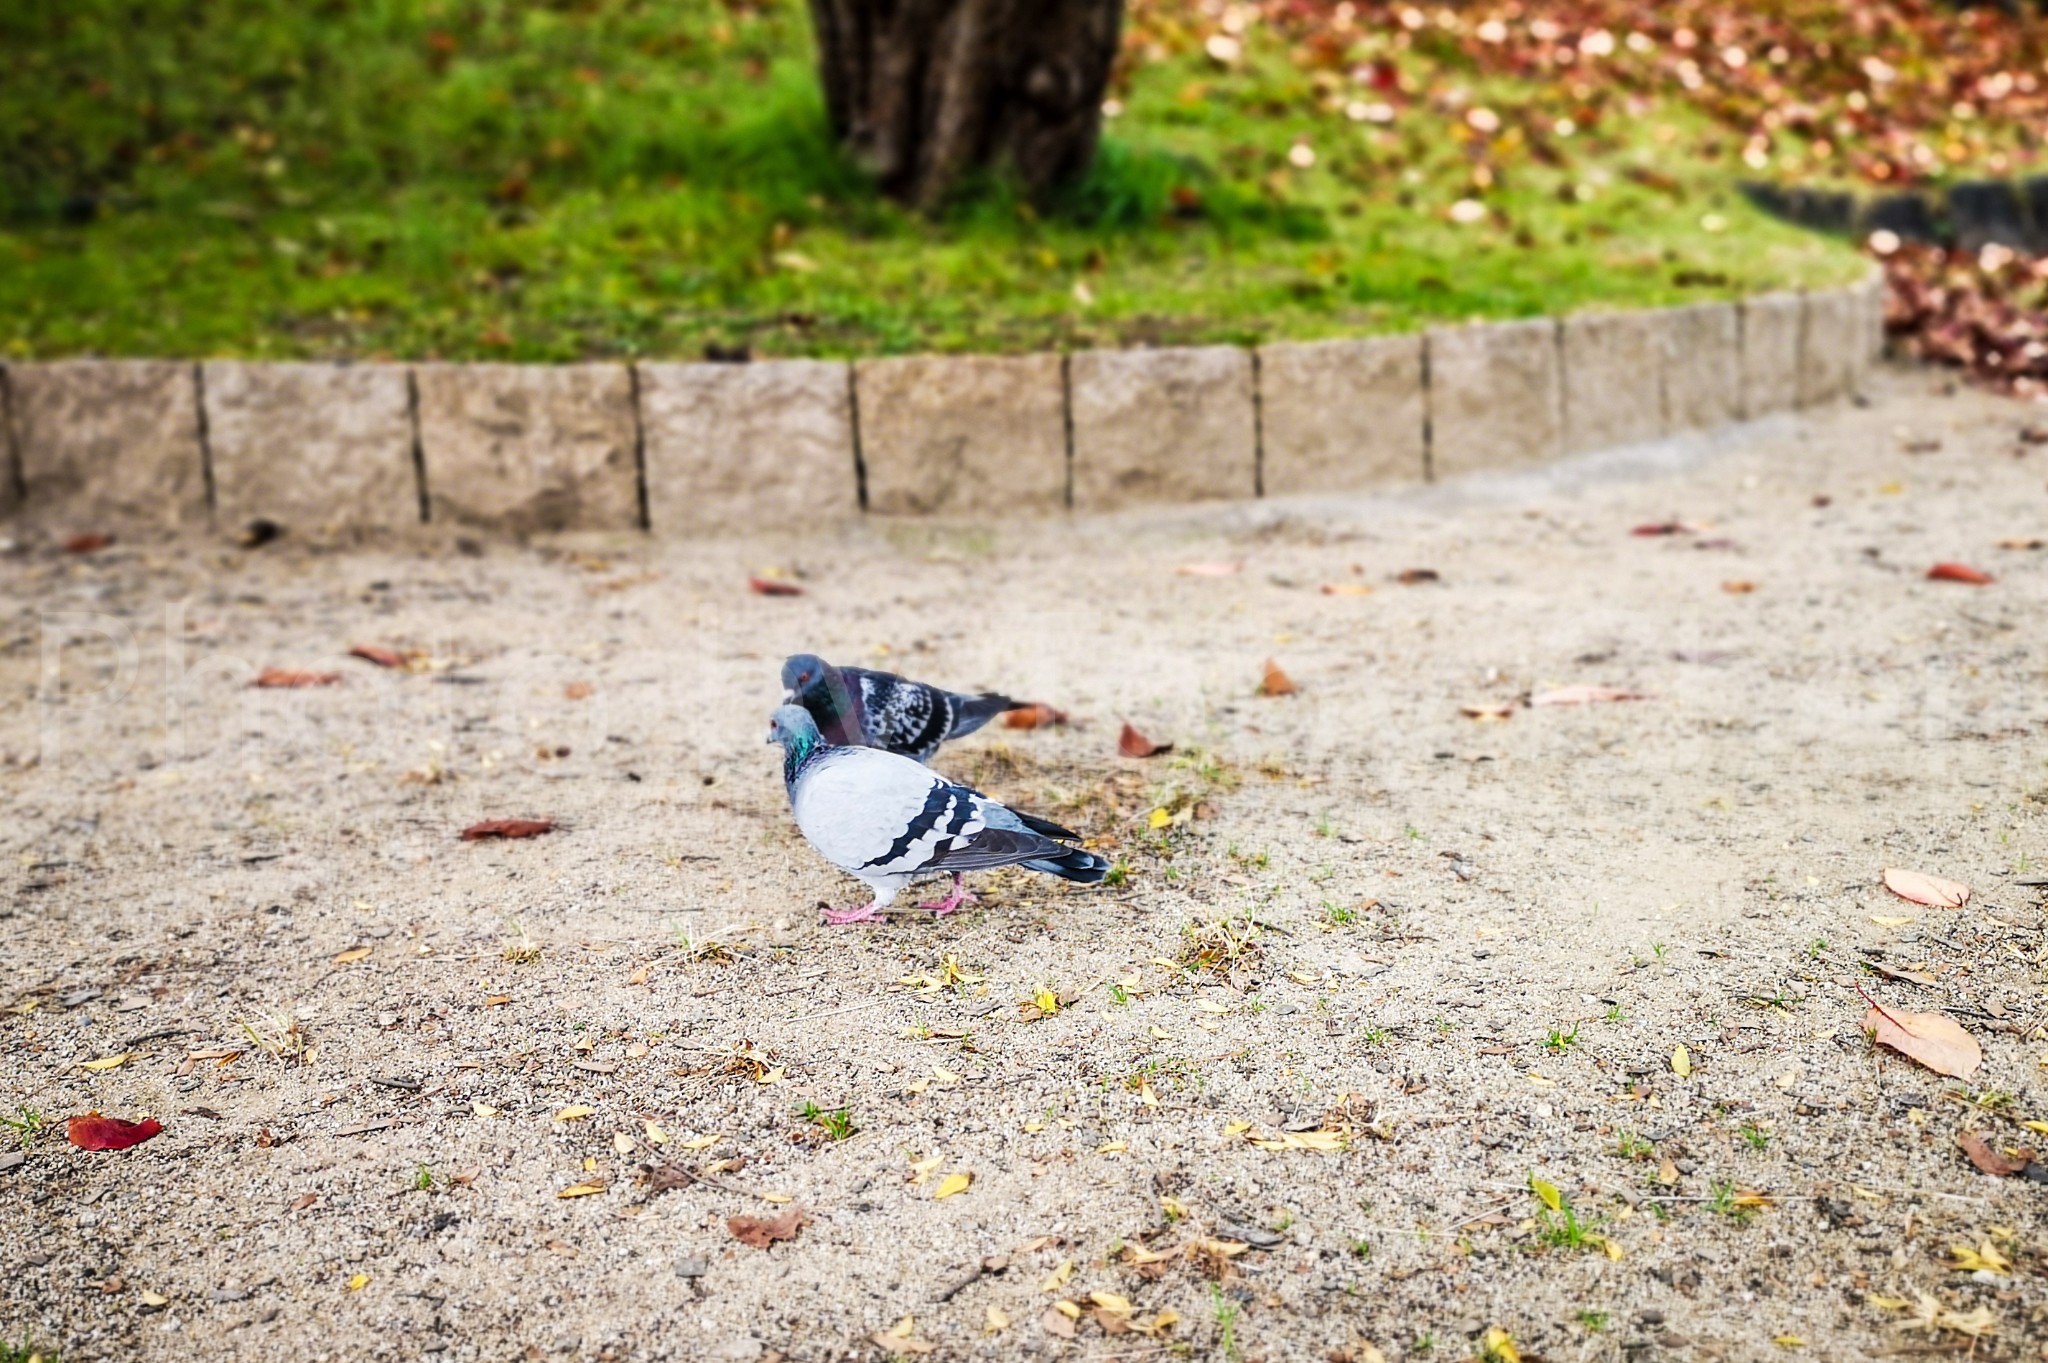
top-left (0, 1338), bottom-right (55, 1363)
top-left (1209, 1284), bottom-right (1242, 1363)
top-left (411, 1165), bottom-right (435, 1192)
top-left (1615, 1130), bottom-right (1654, 1161)
top-left (1177, 916), bottom-right (1265, 974)
top-left (1545, 1022), bottom-right (1580, 1052)
top-left (1741, 1121), bottom-right (1771, 1151)
top-left (799, 1101), bottom-right (856, 1142)
top-left (1, 1105), bottom-right (50, 1149)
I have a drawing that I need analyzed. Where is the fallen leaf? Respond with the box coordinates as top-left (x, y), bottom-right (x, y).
top-left (332, 946), bottom-right (372, 965)
top-left (1259, 658), bottom-right (1297, 696)
top-left (1460, 702), bottom-right (1514, 722)
top-left (727, 1208), bottom-right (806, 1248)
top-left (748, 576), bottom-right (802, 596)
top-left (347, 1273), bottom-right (369, 1292)
top-left (139, 1290), bottom-right (169, 1309)
top-left (1118, 723), bottom-right (1171, 758)
top-left (1395, 568), bottom-right (1440, 584)
top-left (564, 681), bottom-right (594, 700)
top-left (1041, 1259), bottom-right (1075, 1292)
top-left (1948, 1241), bottom-right (2012, 1275)
top-left (64, 532), bottom-right (114, 553)
top-left (1927, 562), bottom-right (1994, 585)
top-left (1002, 703), bottom-right (1068, 729)
top-left (871, 1317), bottom-right (937, 1355)
top-left (1176, 561), bottom-right (1242, 577)
top-left (1955, 1130), bottom-right (2033, 1177)
top-left (250, 668), bottom-right (340, 689)
top-left (1631, 522), bottom-right (1697, 537)
top-left (934, 1171), bottom-right (973, 1200)
top-left (985, 1306), bottom-right (1009, 1334)
top-left (1722, 579), bottom-right (1757, 594)
top-left (1995, 537), bottom-right (2044, 550)
top-left (460, 818), bottom-right (554, 841)
top-left (1039, 1307), bottom-right (1077, 1340)
top-left (554, 1105), bottom-right (595, 1121)
top-left (471, 1101), bottom-right (499, 1119)
top-left (556, 1180), bottom-right (607, 1198)
top-left (66, 1113), bottom-right (163, 1150)
top-left (1319, 582), bottom-right (1373, 596)
top-left (347, 645), bottom-right (408, 669)
top-left (1529, 1174), bottom-right (1563, 1212)
top-left (1479, 1327), bottom-right (1521, 1363)
top-left (1531, 685), bottom-right (1649, 706)
top-left (1882, 867), bottom-right (1970, 908)
top-left (80, 1054), bottom-right (130, 1071)
top-left (1671, 1045), bottom-right (1693, 1079)
top-left (1863, 1003), bottom-right (1982, 1079)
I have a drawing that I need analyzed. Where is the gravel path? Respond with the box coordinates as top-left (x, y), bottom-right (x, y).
top-left (4, 365), bottom-right (2045, 1363)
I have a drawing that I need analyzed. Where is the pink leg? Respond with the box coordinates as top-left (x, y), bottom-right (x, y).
top-left (821, 899), bottom-right (883, 926)
top-left (918, 876), bottom-right (978, 916)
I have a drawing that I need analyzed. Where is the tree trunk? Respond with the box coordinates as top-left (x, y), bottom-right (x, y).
top-left (806, 0), bottom-right (1124, 211)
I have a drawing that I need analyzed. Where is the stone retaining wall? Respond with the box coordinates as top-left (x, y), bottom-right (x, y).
top-left (0, 277), bottom-right (1884, 538)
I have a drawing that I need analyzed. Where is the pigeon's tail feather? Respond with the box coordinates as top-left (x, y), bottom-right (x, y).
top-left (1022, 845), bottom-right (1112, 884)
top-left (946, 692), bottom-right (1025, 740)
top-left (1011, 809), bottom-right (1081, 842)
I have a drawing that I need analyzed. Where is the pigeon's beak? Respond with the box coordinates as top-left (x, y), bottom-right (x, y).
top-left (765, 728), bottom-right (779, 746)
top-left (779, 689), bottom-right (796, 704)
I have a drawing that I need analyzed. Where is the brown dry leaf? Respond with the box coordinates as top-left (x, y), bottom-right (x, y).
top-left (1995, 537), bottom-right (2044, 550)
top-left (347, 644), bottom-right (410, 669)
top-left (1863, 1003), bottom-right (1982, 1079)
top-left (250, 668), bottom-right (341, 689)
top-left (1722, 579), bottom-right (1757, 594)
top-left (563, 681), bottom-right (594, 700)
top-left (871, 1317), bottom-right (937, 1355)
top-left (1955, 1130), bottom-right (2033, 1177)
top-left (1530, 685), bottom-right (1649, 706)
top-left (1881, 867), bottom-right (1970, 908)
top-left (1460, 702), bottom-right (1514, 723)
top-left (1259, 658), bottom-right (1297, 696)
top-left (555, 1180), bottom-right (607, 1199)
top-left (1176, 561), bottom-right (1242, 577)
top-left (1039, 1307), bottom-right (1077, 1340)
top-left (1394, 568), bottom-right (1440, 584)
top-left (1118, 723), bottom-right (1171, 758)
top-left (748, 576), bottom-right (803, 597)
top-left (727, 1207), bottom-right (806, 1249)
top-left (64, 532), bottom-right (114, 553)
top-left (331, 946), bottom-right (372, 965)
top-left (1002, 703), bottom-right (1068, 730)
top-left (1927, 562), bottom-right (1994, 585)
top-left (460, 818), bottom-right (555, 841)
top-left (1319, 582), bottom-right (1373, 596)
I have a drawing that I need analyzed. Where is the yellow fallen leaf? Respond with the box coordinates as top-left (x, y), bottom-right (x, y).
top-left (1089, 1291), bottom-right (1133, 1313)
top-left (882, 1316), bottom-right (916, 1341)
top-left (908, 1154), bottom-right (944, 1186)
top-left (681, 1133), bottom-right (719, 1151)
top-left (643, 1120), bottom-right (668, 1145)
top-left (472, 1100), bottom-right (499, 1118)
top-left (139, 1289), bottom-right (169, 1308)
top-left (1671, 1045), bottom-right (1692, 1079)
top-left (907, 1078), bottom-right (931, 1094)
top-left (612, 1132), bottom-right (635, 1155)
top-left (932, 1066), bottom-right (960, 1085)
top-left (761, 1191), bottom-right (794, 1204)
top-left (1197, 1000), bottom-right (1229, 1014)
top-left (2024, 1120), bottom-right (2048, 1137)
top-left (1042, 1260), bottom-right (1075, 1292)
top-left (1870, 915), bottom-right (1915, 927)
top-left (1529, 1175), bottom-right (1563, 1213)
top-left (1148, 807), bottom-right (1172, 830)
top-left (755, 1066), bottom-right (786, 1084)
top-left (1053, 1300), bottom-right (1082, 1320)
top-left (81, 1054), bottom-right (130, 1071)
top-left (1867, 1296), bottom-right (1912, 1311)
top-left (1097, 1140), bottom-right (1128, 1154)
top-left (1288, 970), bottom-right (1320, 985)
top-left (1149, 1309), bottom-right (1182, 1333)
top-left (1774, 1335), bottom-right (1805, 1349)
top-left (984, 1306), bottom-right (1009, 1334)
top-left (1022, 1120), bottom-right (1045, 1134)
top-left (1949, 1242), bottom-right (2011, 1275)
top-left (1033, 986), bottom-right (1060, 1014)
top-left (1223, 1120), bottom-right (1252, 1137)
top-left (1480, 1327), bottom-right (1520, 1363)
top-left (347, 1273), bottom-right (369, 1291)
top-left (332, 946), bottom-right (372, 964)
top-left (1601, 1236), bottom-right (1624, 1261)
top-left (934, 1172), bottom-right (973, 1200)
top-left (1149, 1026), bottom-right (1174, 1041)
top-left (556, 1181), bottom-right (606, 1199)
top-left (554, 1105), bottom-right (594, 1121)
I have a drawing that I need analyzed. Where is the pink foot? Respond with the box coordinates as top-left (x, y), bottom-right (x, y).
top-left (821, 900), bottom-right (883, 926)
top-left (918, 882), bottom-right (979, 916)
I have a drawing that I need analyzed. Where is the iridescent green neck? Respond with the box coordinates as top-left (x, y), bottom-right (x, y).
top-left (781, 729), bottom-right (821, 784)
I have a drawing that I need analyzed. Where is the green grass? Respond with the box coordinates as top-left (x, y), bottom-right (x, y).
top-left (0, 0), bottom-right (1865, 362)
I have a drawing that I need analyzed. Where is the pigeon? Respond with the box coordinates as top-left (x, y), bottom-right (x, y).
top-left (766, 705), bottom-right (1108, 925)
top-left (781, 653), bottom-right (1021, 763)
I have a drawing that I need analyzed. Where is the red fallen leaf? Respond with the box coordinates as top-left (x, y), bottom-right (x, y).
top-left (727, 1207), bottom-right (807, 1249)
top-left (1175, 561), bottom-right (1242, 577)
top-left (64, 532), bottom-right (114, 554)
top-left (1002, 703), bottom-right (1068, 730)
top-left (67, 1113), bottom-right (163, 1151)
top-left (250, 668), bottom-right (341, 689)
top-left (1927, 562), bottom-right (1994, 585)
top-left (460, 818), bottom-right (555, 841)
top-left (1118, 723), bottom-right (1171, 758)
top-left (348, 645), bottom-right (408, 669)
top-left (1258, 658), bottom-right (1297, 696)
top-left (1861, 996), bottom-right (1981, 1080)
top-left (1395, 568), bottom-right (1440, 584)
top-left (1529, 685), bottom-right (1649, 706)
top-left (1956, 1129), bottom-right (2032, 1178)
top-left (749, 577), bottom-right (803, 597)
top-left (1882, 867), bottom-right (1970, 909)
top-left (1631, 522), bottom-right (1698, 537)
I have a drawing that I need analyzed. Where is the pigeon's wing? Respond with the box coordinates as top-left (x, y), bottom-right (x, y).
top-left (846, 669), bottom-right (952, 759)
top-left (942, 691), bottom-right (1023, 741)
top-left (792, 749), bottom-right (974, 876)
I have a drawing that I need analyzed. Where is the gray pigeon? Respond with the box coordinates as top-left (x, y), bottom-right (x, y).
top-left (766, 705), bottom-right (1108, 925)
top-left (781, 653), bottom-right (1020, 763)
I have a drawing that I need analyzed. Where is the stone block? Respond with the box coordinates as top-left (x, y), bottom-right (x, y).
top-left (1426, 318), bottom-right (1562, 478)
top-left (1070, 346), bottom-right (1255, 510)
top-left (414, 363), bottom-right (639, 534)
top-left (1740, 292), bottom-right (1803, 416)
top-left (202, 361), bottom-right (417, 534)
top-left (638, 360), bottom-right (856, 532)
top-left (1562, 310), bottom-right (1667, 454)
top-left (1798, 288), bottom-right (1859, 407)
top-left (9, 360), bottom-right (208, 527)
top-left (1256, 335), bottom-right (1425, 496)
top-left (1659, 303), bottom-right (1743, 434)
top-left (854, 353), bottom-right (1066, 516)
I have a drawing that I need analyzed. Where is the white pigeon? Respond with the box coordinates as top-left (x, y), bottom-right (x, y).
top-left (766, 705), bottom-right (1109, 925)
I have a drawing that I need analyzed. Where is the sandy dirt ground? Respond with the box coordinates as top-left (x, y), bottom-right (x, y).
top-left (3, 364), bottom-right (2046, 1363)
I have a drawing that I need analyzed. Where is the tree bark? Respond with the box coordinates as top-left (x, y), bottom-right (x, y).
top-left (806, 0), bottom-right (1124, 211)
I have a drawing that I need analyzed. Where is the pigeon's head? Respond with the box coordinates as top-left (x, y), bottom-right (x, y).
top-left (766, 704), bottom-right (822, 750)
top-left (780, 653), bottom-right (829, 699)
